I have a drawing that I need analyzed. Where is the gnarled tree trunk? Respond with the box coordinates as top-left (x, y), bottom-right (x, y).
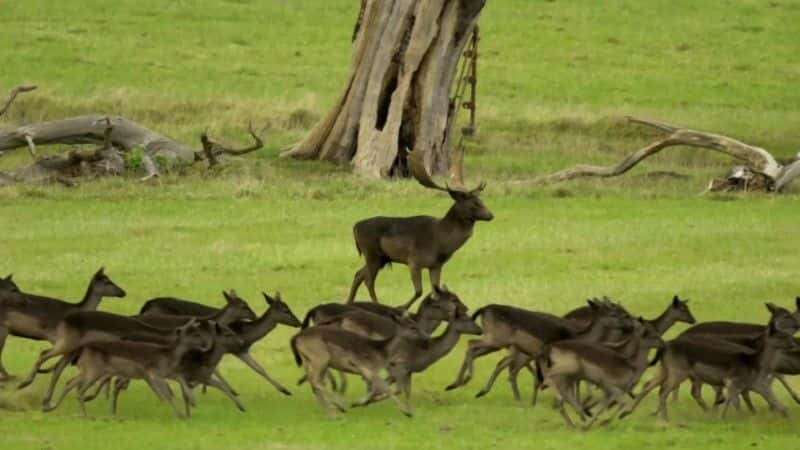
top-left (282, 0), bottom-right (487, 179)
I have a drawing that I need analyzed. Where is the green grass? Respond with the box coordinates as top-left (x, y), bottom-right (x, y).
top-left (1, 0), bottom-right (800, 449)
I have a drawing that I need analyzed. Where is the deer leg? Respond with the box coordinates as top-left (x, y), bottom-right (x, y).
top-left (741, 390), bottom-right (757, 413)
top-left (43, 374), bottom-right (82, 413)
top-left (205, 377), bottom-right (246, 412)
top-left (446, 340), bottom-right (499, 390)
top-left (475, 353), bottom-right (513, 398)
top-left (776, 375), bottom-right (800, 404)
top-left (507, 353), bottom-right (530, 402)
top-left (307, 362), bottom-right (343, 415)
top-left (75, 375), bottom-right (105, 417)
top-left (403, 264), bottom-right (423, 309)
top-left (364, 258), bottom-right (384, 303)
top-left (234, 352), bottom-right (291, 395)
top-left (211, 368), bottom-right (238, 396)
top-left (429, 266), bottom-right (442, 291)
top-left (690, 379), bottom-right (709, 411)
top-left (619, 372), bottom-right (662, 419)
top-left (81, 375), bottom-right (112, 403)
top-left (0, 327), bottom-right (12, 381)
top-left (346, 267), bottom-right (366, 303)
top-left (751, 381), bottom-right (787, 417)
top-left (149, 377), bottom-right (184, 419)
top-left (111, 378), bottom-right (129, 415)
top-left (175, 377), bottom-right (196, 418)
top-left (40, 356), bottom-right (70, 409)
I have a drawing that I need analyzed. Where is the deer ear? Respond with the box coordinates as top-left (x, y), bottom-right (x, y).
top-left (223, 291), bottom-right (233, 303)
top-left (262, 291), bottom-right (275, 306)
top-left (765, 303), bottom-right (781, 316)
top-left (796, 296), bottom-right (800, 310)
top-left (3, 274), bottom-right (12, 281)
top-left (672, 295), bottom-right (680, 305)
top-left (587, 299), bottom-right (600, 310)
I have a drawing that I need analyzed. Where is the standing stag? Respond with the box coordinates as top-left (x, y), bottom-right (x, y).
top-left (347, 149), bottom-right (493, 307)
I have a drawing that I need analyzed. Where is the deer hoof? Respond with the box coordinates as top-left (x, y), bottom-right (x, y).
top-left (475, 390), bottom-right (488, 398)
top-left (444, 383), bottom-right (459, 391)
top-left (279, 388), bottom-right (292, 396)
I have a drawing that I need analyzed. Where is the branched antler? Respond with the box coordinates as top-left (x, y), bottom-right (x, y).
top-left (0, 85), bottom-right (37, 119)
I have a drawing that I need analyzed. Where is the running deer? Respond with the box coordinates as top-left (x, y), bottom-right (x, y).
top-left (138, 291), bottom-right (300, 394)
top-left (88, 322), bottom-right (246, 417)
top-left (45, 319), bottom-right (213, 418)
top-left (474, 295), bottom-right (695, 401)
top-left (290, 317), bottom-right (426, 416)
top-left (346, 149), bottom-right (493, 307)
top-left (445, 300), bottom-right (633, 392)
top-left (629, 304), bottom-right (800, 421)
top-left (19, 289), bottom-right (254, 407)
top-left (671, 300), bottom-right (799, 405)
top-left (537, 319), bottom-right (664, 429)
top-left (305, 286), bottom-right (467, 336)
top-left (379, 310), bottom-right (483, 416)
top-left (0, 268), bottom-right (126, 382)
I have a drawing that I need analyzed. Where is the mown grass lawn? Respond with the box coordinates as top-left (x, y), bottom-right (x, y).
top-left (1, 0), bottom-right (799, 449)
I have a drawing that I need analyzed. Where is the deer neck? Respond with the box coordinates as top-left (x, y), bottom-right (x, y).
top-left (441, 206), bottom-right (475, 238)
top-left (76, 283), bottom-right (103, 310)
top-left (238, 310), bottom-right (277, 345)
top-left (649, 307), bottom-right (676, 335)
top-left (412, 308), bottom-right (444, 336)
top-left (574, 317), bottom-right (606, 341)
top-left (211, 306), bottom-right (239, 325)
top-left (409, 322), bottom-right (461, 371)
top-left (755, 335), bottom-right (781, 377)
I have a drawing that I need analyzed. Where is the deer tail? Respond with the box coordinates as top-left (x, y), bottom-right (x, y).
top-left (290, 336), bottom-right (302, 367)
top-left (301, 307), bottom-right (317, 329)
top-left (649, 345), bottom-right (665, 367)
top-left (471, 306), bottom-right (488, 322)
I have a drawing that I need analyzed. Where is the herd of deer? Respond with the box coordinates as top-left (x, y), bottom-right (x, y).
top-left (1, 150), bottom-right (799, 428)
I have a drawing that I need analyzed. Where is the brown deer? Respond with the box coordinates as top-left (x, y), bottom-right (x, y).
top-left (445, 300), bottom-right (633, 392)
top-left (346, 149), bottom-right (493, 306)
top-left (474, 295), bottom-right (695, 401)
top-left (20, 289), bottom-right (254, 407)
top-left (629, 304), bottom-right (800, 421)
top-left (306, 286), bottom-right (467, 336)
top-left (290, 318), bottom-right (426, 416)
top-left (139, 291), bottom-right (301, 395)
top-left (0, 268), bottom-right (126, 382)
top-left (537, 319), bottom-right (664, 429)
top-left (44, 319), bottom-right (213, 418)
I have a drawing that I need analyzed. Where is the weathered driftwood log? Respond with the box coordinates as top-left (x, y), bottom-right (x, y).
top-left (0, 87), bottom-right (265, 185)
top-left (282, 0), bottom-right (487, 180)
top-left (536, 117), bottom-right (799, 192)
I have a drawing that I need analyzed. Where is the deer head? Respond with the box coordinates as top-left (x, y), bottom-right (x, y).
top-left (90, 267), bottom-right (127, 298)
top-left (407, 148), bottom-right (493, 222)
top-left (262, 291), bottom-right (302, 327)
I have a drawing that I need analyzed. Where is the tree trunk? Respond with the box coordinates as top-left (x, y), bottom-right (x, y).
top-left (281, 0), bottom-right (487, 179)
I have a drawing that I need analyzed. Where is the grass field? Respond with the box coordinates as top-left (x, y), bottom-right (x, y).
top-left (2, 1), bottom-right (800, 449)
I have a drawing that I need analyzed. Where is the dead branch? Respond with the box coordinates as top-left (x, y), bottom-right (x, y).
top-left (535, 116), bottom-right (787, 190)
top-left (197, 122), bottom-right (264, 167)
top-left (0, 85), bottom-right (37, 118)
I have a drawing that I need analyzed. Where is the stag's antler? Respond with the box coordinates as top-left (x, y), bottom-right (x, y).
top-left (407, 147), bottom-right (485, 193)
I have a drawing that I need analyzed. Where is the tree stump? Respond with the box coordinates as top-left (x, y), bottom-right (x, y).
top-left (282, 0), bottom-right (488, 179)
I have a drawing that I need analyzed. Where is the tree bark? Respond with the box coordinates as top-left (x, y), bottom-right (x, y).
top-left (535, 117), bottom-right (799, 192)
top-left (282, 0), bottom-right (487, 179)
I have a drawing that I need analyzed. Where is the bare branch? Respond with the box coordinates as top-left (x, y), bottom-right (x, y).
top-left (775, 158), bottom-right (800, 192)
top-left (0, 85), bottom-right (37, 118)
top-left (536, 117), bottom-right (784, 185)
top-left (199, 122), bottom-right (264, 166)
